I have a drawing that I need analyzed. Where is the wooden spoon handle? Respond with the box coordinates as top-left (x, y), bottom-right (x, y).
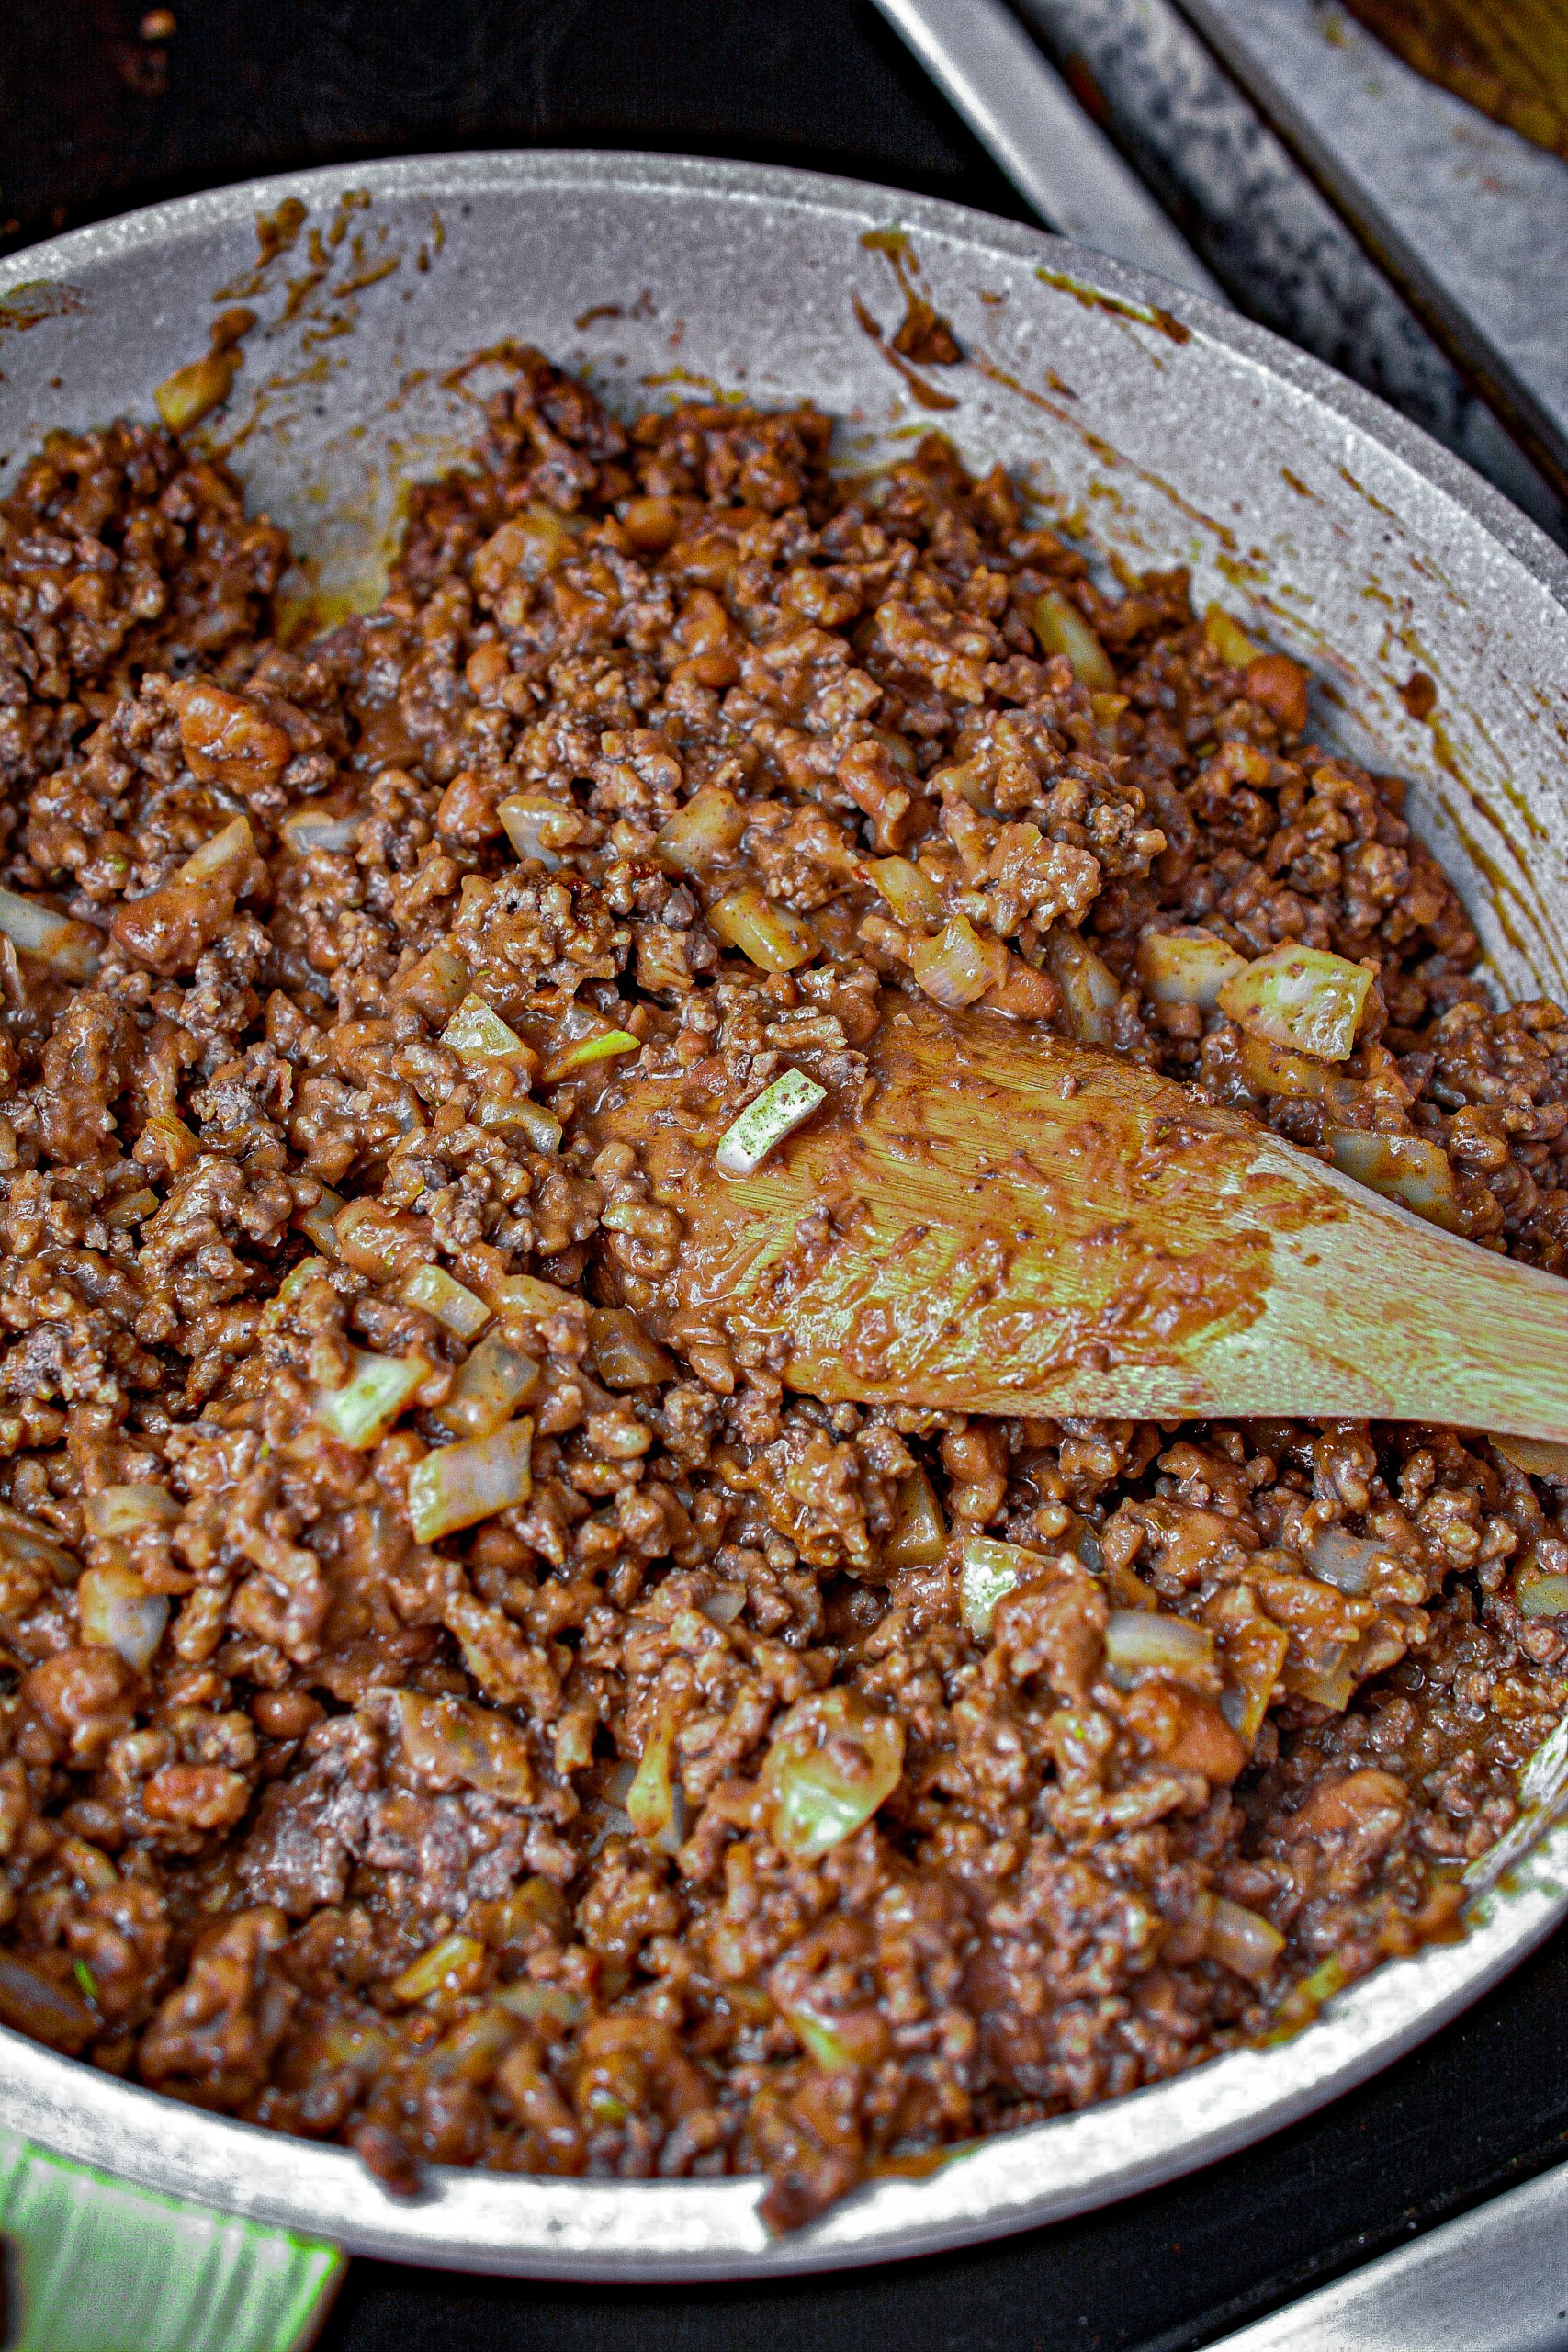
top-left (598, 998), bottom-right (1568, 1439)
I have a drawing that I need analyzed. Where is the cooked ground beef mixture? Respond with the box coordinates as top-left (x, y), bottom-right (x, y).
top-left (1, 352), bottom-right (1567, 2229)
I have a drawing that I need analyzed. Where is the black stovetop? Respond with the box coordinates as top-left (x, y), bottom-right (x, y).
top-left (6, 6), bottom-right (1566, 2345)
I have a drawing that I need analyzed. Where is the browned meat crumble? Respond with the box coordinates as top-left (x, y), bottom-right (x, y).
top-left (1, 353), bottom-right (1566, 2229)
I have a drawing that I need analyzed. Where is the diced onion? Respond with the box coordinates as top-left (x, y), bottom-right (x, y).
top-left (488, 1273), bottom-right (581, 1323)
top-left (1206, 1895), bottom-right (1284, 1982)
top-left (1136, 927), bottom-right (1247, 1009)
top-left (498, 795), bottom-right (579, 869)
top-left (1045, 928), bottom-right (1121, 1046)
top-left (716, 1067), bottom-right (827, 1177)
top-left (479, 1097), bottom-right (563, 1154)
top-left (884, 1467), bottom-right (947, 1570)
top-left (1302, 1524), bottom-right (1386, 1596)
top-left (277, 1255), bottom-right (332, 1303)
top-left (142, 1113), bottom-right (200, 1174)
top-left (1203, 604), bottom-right (1258, 668)
top-left (1104, 1608), bottom-right (1215, 1680)
top-left (543, 1028), bottom-right (641, 1084)
top-left (281, 807), bottom-right (365, 856)
top-left (0, 1506), bottom-right (79, 1582)
top-left (909, 914), bottom-right (1007, 1009)
top-left (399, 1262), bottom-right (492, 1339)
top-left (1328, 1130), bottom-right (1461, 1231)
top-left (760, 1689), bottom-right (904, 1860)
top-left (1217, 944), bottom-right (1371, 1062)
top-left (295, 1187), bottom-right (346, 1253)
top-left (392, 1688), bottom-right (534, 1805)
top-left (392, 944), bottom-right (472, 1021)
top-left (869, 857), bottom-right (943, 932)
top-left (153, 347), bottom-right (239, 435)
top-left (0, 887), bottom-right (100, 979)
top-left (587, 1306), bottom-right (676, 1389)
top-left (177, 815), bottom-right (254, 884)
top-left (441, 994), bottom-right (534, 1067)
top-left (408, 1417), bottom-right (534, 1542)
top-left (1283, 1651), bottom-right (1355, 1711)
top-left (83, 1484), bottom-right (179, 1538)
top-left (1031, 589), bottom-right (1115, 690)
top-left (655, 789), bottom-right (746, 873)
top-left (434, 1337), bottom-right (540, 1440)
top-left (709, 886), bottom-right (815, 973)
top-left (1493, 1434), bottom-right (1568, 1483)
top-left (1517, 1560), bottom-right (1568, 1618)
top-left (313, 1348), bottom-right (428, 1448)
top-left (960, 1534), bottom-right (1043, 1637)
top-left (388, 1931), bottom-right (488, 2007)
top-left (77, 1562), bottom-right (169, 1672)
top-left (626, 1710), bottom-right (683, 1850)
top-left (104, 1188), bottom-right (159, 1229)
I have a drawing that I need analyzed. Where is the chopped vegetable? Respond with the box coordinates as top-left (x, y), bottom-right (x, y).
top-left (399, 1262), bottom-right (493, 1339)
top-left (869, 856), bottom-right (943, 931)
top-left (1045, 927), bottom-right (1120, 1046)
top-left (587, 1306), bottom-right (676, 1389)
top-left (277, 1256), bottom-right (330, 1303)
top-left (392, 944), bottom-right (471, 1022)
top-left (498, 795), bottom-right (581, 868)
top-left (1213, 1598), bottom-right (1292, 1743)
top-left (313, 1348), bottom-right (428, 1449)
top-left (784, 2002), bottom-right (881, 2073)
top-left (407, 1418), bottom-right (534, 1542)
top-left (960, 1534), bottom-right (1043, 1637)
top-left (73, 1959), bottom-right (100, 2007)
top-left (153, 346), bottom-right (240, 433)
top-left (177, 815), bottom-right (255, 884)
top-left (1103, 1609), bottom-right (1215, 1681)
top-left (83, 1484), bottom-right (180, 1537)
top-left (543, 1028), bottom-right (641, 1084)
top-left (1493, 1434), bottom-right (1568, 1483)
top-left (488, 1273), bottom-right (580, 1323)
top-left (442, 994), bottom-right (534, 1068)
top-left (1202, 604), bottom-right (1258, 668)
top-left (434, 1335), bottom-right (540, 1439)
top-left (626, 1710), bottom-right (682, 1850)
top-left (333, 1199), bottom-right (426, 1281)
top-left (1217, 943), bottom-right (1372, 1061)
top-left (103, 1188), bottom-right (159, 1229)
top-left (391, 1689), bottom-right (534, 1805)
top-left (1236, 1032), bottom-right (1367, 1116)
top-left (496, 1983), bottom-right (587, 2031)
top-left (760, 1689), bottom-right (904, 1860)
top-left (1517, 1557), bottom-right (1568, 1617)
top-left (1282, 1652), bottom-right (1355, 1711)
top-left (1302, 1524), bottom-right (1387, 1595)
top-left (654, 788), bottom-right (746, 872)
top-left (1136, 927), bottom-right (1247, 1009)
top-left (281, 807), bottom-right (365, 855)
top-left (295, 1187), bottom-right (346, 1254)
top-left (1030, 588), bottom-right (1115, 689)
top-left (1328, 1130), bottom-right (1461, 1230)
top-left (0, 886), bottom-right (100, 979)
top-left (908, 914), bottom-right (1007, 1008)
top-left (141, 1113), bottom-right (200, 1174)
top-left (388, 1931), bottom-right (488, 2007)
top-left (0, 1507), bottom-right (79, 1582)
top-left (1206, 1895), bottom-right (1284, 1982)
top-left (716, 1067), bottom-right (827, 1176)
top-left (884, 1467), bottom-right (947, 1570)
top-left (77, 1563), bottom-right (169, 1672)
top-left (478, 1096), bottom-right (563, 1154)
top-left (709, 886), bottom-right (815, 972)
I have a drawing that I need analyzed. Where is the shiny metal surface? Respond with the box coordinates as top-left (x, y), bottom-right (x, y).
top-left (2, 150), bottom-right (1568, 2280)
top-left (1179, 0), bottom-right (1568, 493)
top-left (869, 0), bottom-right (1225, 297)
top-left (1208, 2153), bottom-right (1568, 2350)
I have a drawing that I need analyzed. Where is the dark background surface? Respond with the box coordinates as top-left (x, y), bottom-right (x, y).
top-left (5, 6), bottom-right (1567, 2346)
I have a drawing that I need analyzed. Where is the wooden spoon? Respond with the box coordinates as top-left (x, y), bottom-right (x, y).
top-left (590, 995), bottom-right (1568, 1440)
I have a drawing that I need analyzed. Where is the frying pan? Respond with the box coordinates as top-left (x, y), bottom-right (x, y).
top-left (3, 151), bottom-right (1568, 2331)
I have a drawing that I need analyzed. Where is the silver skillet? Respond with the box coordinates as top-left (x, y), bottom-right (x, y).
top-left (3, 151), bottom-right (1568, 2289)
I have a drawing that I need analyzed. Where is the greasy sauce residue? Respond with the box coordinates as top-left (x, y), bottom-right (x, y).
top-left (859, 229), bottom-right (964, 366)
top-left (0, 282), bottom-right (85, 334)
top-left (851, 296), bottom-right (960, 413)
top-left (1033, 263), bottom-right (1191, 345)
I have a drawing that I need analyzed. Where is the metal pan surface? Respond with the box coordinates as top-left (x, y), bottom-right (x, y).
top-left (2, 150), bottom-right (1568, 2280)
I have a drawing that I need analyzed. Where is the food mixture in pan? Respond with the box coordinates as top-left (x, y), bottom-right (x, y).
top-left (2, 353), bottom-right (1567, 2227)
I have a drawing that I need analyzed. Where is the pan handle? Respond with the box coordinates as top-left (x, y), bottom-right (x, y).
top-left (1, 2126), bottom-right (343, 2352)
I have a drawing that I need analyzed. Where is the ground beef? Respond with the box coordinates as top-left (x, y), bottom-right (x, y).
top-left (0, 357), bottom-right (1564, 2230)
